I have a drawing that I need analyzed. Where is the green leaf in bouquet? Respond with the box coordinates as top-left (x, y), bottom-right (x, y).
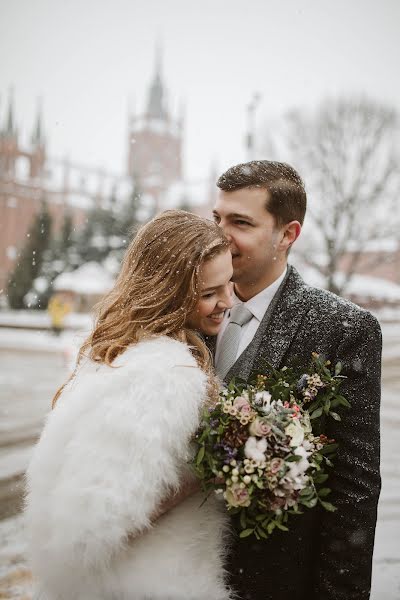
top-left (313, 472), bottom-right (329, 484)
top-left (324, 457), bottom-right (334, 467)
top-left (336, 395), bottom-right (351, 408)
top-left (288, 507), bottom-right (303, 515)
top-left (320, 500), bottom-right (336, 512)
top-left (266, 520), bottom-right (276, 535)
top-left (273, 520), bottom-right (289, 532)
top-left (300, 497), bottom-right (318, 508)
top-left (322, 365), bottom-right (333, 377)
top-left (310, 407), bottom-right (323, 419)
top-left (271, 425), bottom-right (286, 438)
top-left (323, 399), bottom-right (331, 414)
top-left (299, 487), bottom-right (313, 497)
top-left (319, 442), bottom-right (339, 454)
top-left (306, 399), bottom-right (320, 413)
top-left (257, 527), bottom-right (269, 539)
top-left (254, 514), bottom-right (265, 522)
top-left (286, 455), bottom-right (302, 462)
top-left (197, 428), bottom-right (209, 443)
top-left (334, 361), bottom-right (342, 376)
top-left (317, 487), bottom-right (332, 497)
top-left (330, 411), bottom-right (341, 421)
top-left (329, 398), bottom-right (342, 409)
top-left (239, 528), bottom-right (254, 538)
top-left (196, 446), bottom-right (205, 466)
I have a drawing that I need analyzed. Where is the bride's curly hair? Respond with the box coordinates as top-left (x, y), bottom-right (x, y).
top-left (52, 209), bottom-right (229, 407)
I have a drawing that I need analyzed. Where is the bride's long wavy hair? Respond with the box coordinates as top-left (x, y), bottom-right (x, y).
top-left (52, 209), bottom-right (229, 407)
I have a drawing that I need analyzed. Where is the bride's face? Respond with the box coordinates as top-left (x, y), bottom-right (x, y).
top-left (186, 249), bottom-right (233, 336)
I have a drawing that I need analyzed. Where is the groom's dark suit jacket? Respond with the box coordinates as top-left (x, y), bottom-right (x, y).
top-left (207, 266), bottom-right (381, 600)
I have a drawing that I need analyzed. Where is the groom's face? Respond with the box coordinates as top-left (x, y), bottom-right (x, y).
top-left (213, 187), bottom-right (282, 288)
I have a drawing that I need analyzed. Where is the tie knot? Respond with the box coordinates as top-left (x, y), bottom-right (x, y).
top-left (229, 303), bottom-right (253, 327)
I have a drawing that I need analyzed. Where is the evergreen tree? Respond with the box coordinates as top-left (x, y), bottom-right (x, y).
top-left (36, 210), bottom-right (76, 308)
top-left (74, 205), bottom-right (120, 264)
top-left (118, 180), bottom-right (142, 241)
top-left (7, 201), bottom-right (52, 309)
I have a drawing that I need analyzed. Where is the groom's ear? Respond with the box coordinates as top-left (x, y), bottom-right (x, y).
top-left (280, 221), bottom-right (301, 252)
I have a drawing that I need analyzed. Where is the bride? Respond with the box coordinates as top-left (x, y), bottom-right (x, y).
top-left (25, 209), bottom-right (234, 600)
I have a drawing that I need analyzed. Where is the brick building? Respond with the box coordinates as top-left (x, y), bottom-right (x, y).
top-left (0, 51), bottom-right (198, 295)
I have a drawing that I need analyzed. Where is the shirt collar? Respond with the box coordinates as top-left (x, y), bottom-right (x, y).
top-left (230, 266), bottom-right (288, 322)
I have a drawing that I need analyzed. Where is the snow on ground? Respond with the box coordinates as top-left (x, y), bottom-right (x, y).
top-left (0, 310), bottom-right (93, 330)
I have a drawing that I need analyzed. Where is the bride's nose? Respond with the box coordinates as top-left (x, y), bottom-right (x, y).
top-left (218, 286), bottom-right (233, 310)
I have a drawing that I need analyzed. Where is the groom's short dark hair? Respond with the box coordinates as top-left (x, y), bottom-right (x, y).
top-left (217, 160), bottom-right (307, 226)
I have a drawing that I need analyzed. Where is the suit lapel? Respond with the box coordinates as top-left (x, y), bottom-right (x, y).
top-left (224, 266), bottom-right (310, 384)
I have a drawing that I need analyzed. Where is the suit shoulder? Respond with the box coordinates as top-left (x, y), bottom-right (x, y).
top-left (303, 284), bottom-right (379, 328)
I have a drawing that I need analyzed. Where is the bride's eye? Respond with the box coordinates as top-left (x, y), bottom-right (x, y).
top-left (202, 292), bottom-right (215, 299)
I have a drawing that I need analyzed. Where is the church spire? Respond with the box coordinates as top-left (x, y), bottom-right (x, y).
top-left (5, 87), bottom-right (16, 136)
top-left (32, 99), bottom-right (44, 146)
top-left (146, 43), bottom-right (167, 120)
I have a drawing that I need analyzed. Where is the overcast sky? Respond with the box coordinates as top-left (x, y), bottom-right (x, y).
top-left (0, 0), bottom-right (399, 183)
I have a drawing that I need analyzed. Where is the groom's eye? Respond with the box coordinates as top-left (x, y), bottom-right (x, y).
top-left (234, 219), bottom-right (250, 226)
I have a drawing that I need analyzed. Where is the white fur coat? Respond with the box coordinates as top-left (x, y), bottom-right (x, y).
top-left (25, 336), bottom-right (232, 600)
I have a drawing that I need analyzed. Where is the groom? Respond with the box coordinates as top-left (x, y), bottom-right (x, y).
top-left (209, 160), bottom-right (381, 600)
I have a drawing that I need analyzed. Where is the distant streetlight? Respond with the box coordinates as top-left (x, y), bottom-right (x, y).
top-left (246, 93), bottom-right (262, 161)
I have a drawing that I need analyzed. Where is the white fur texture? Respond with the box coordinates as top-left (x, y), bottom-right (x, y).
top-left (25, 336), bottom-right (233, 600)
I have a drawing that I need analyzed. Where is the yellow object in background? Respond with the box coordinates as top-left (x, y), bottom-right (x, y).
top-left (48, 293), bottom-right (72, 334)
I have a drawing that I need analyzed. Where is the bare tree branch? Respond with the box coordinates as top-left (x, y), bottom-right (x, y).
top-left (281, 96), bottom-right (400, 295)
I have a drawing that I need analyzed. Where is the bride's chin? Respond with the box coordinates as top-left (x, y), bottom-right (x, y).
top-left (202, 324), bottom-right (221, 336)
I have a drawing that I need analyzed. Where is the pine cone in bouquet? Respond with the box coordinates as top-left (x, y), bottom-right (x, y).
top-left (223, 420), bottom-right (248, 448)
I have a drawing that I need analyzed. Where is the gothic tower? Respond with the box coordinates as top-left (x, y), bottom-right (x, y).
top-left (0, 89), bottom-right (19, 177)
top-left (30, 101), bottom-right (46, 179)
top-left (127, 47), bottom-right (183, 212)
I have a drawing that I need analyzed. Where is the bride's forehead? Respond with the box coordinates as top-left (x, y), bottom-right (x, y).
top-left (198, 251), bottom-right (233, 286)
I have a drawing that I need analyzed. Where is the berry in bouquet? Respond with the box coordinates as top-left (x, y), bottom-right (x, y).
top-left (192, 353), bottom-right (350, 540)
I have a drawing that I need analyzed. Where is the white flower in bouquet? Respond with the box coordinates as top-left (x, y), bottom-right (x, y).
top-left (285, 419), bottom-right (305, 447)
top-left (286, 446), bottom-right (310, 479)
top-left (244, 436), bottom-right (267, 463)
top-left (224, 483), bottom-right (251, 508)
top-left (255, 391), bottom-right (272, 413)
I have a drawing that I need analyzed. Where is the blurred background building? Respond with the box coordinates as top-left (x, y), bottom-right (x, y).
top-left (0, 51), bottom-right (216, 309)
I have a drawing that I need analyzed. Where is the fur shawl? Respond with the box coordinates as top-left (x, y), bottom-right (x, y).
top-left (25, 336), bottom-right (232, 600)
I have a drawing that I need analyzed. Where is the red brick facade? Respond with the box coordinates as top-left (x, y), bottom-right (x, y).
top-left (0, 56), bottom-right (185, 294)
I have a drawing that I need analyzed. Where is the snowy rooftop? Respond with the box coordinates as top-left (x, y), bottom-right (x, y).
top-left (296, 263), bottom-right (400, 301)
top-left (53, 262), bottom-right (115, 295)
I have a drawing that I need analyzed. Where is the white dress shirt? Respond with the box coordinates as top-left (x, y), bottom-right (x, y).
top-left (215, 267), bottom-right (287, 365)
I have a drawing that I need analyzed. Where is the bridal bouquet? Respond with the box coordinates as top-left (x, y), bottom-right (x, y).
top-left (192, 353), bottom-right (350, 540)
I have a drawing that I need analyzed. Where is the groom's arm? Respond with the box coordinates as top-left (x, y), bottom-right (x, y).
top-left (315, 310), bottom-right (382, 600)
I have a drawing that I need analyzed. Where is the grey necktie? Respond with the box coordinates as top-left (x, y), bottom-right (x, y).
top-left (215, 303), bottom-right (253, 380)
